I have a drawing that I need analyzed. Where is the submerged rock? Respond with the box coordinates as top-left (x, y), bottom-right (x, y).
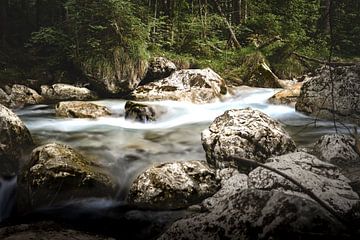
top-left (158, 189), bottom-right (346, 240)
top-left (201, 108), bottom-right (296, 171)
top-left (41, 84), bottom-right (97, 102)
top-left (0, 104), bottom-right (33, 176)
top-left (124, 101), bottom-right (166, 123)
top-left (296, 65), bottom-right (360, 125)
top-left (55, 101), bottom-right (111, 118)
top-left (141, 57), bottom-right (177, 85)
top-left (131, 68), bottom-right (228, 104)
top-left (128, 161), bottom-right (220, 209)
top-left (313, 134), bottom-right (360, 195)
top-left (17, 143), bottom-right (117, 213)
top-left (248, 152), bottom-right (359, 215)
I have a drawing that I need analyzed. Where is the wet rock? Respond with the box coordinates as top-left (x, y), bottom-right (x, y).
top-left (128, 160), bottom-right (220, 209)
top-left (141, 57), bottom-right (177, 85)
top-left (245, 62), bottom-right (282, 88)
top-left (124, 101), bottom-right (166, 123)
top-left (0, 222), bottom-right (114, 240)
top-left (41, 84), bottom-right (97, 102)
top-left (17, 143), bottom-right (117, 213)
top-left (131, 68), bottom-right (228, 104)
top-left (313, 134), bottom-right (360, 195)
top-left (202, 169), bottom-right (248, 211)
top-left (296, 65), bottom-right (360, 125)
top-left (55, 101), bottom-right (111, 118)
top-left (248, 152), bottom-right (359, 215)
top-left (0, 104), bottom-right (33, 176)
top-left (268, 82), bottom-right (303, 106)
top-left (201, 108), bottom-right (296, 171)
top-left (158, 189), bottom-right (346, 240)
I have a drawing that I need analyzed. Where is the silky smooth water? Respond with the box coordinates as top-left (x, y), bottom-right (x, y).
top-left (13, 87), bottom-right (352, 199)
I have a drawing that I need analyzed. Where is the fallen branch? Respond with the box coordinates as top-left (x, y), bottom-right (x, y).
top-left (292, 52), bottom-right (359, 66)
top-left (229, 156), bottom-right (349, 227)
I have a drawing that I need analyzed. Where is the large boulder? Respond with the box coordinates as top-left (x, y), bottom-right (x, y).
top-left (41, 84), bottom-right (97, 102)
top-left (0, 88), bottom-right (11, 107)
top-left (296, 65), bottom-right (360, 125)
top-left (313, 134), bottom-right (360, 195)
top-left (245, 62), bottom-right (282, 88)
top-left (248, 152), bottom-right (359, 216)
top-left (124, 101), bottom-right (166, 123)
top-left (127, 161), bottom-right (220, 209)
top-left (0, 104), bottom-right (33, 176)
top-left (158, 189), bottom-right (346, 240)
top-left (141, 57), bottom-right (177, 85)
top-left (201, 108), bottom-right (296, 171)
top-left (17, 143), bottom-right (117, 213)
top-left (131, 68), bottom-right (228, 104)
top-left (5, 84), bottom-right (44, 108)
top-left (84, 55), bottom-right (148, 96)
top-left (55, 101), bottom-right (111, 118)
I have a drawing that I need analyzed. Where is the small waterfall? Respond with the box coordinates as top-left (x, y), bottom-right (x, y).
top-left (0, 176), bottom-right (17, 222)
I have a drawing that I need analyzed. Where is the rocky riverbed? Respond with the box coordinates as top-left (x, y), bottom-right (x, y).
top-left (0, 61), bottom-right (359, 239)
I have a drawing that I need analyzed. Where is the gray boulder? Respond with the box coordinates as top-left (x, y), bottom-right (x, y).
top-left (5, 84), bottom-right (44, 108)
top-left (248, 152), bottom-right (359, 216)
top-left (128, 161), bottom-right (220, 209)
top-left (296, 65), bottom-right (360, 125)
top-left (124, 101), bottom-right (166, 123)
top-left (17, 143), bottom-right (117, 213)
top-left (41, 84), bottom-right (97, 102)
top-left (131, 68), bottom-right (228, 104)
top-left (201, 108), bottom-right (296, 171)
top-left (313, 134), bottom-right (360, 195)
top-left (0, 88), bottom-right (11, 107)
top-left (141, 57), bottom-right (177, 84)
top-left (55, 101), bottom-right (111, 118)
top-left (0, 104), bottom-right (33, 176)
top-left (158, 189), bottom-right (346, 240)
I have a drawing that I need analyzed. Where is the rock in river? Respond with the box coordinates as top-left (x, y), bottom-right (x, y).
top-left (41, 83), bottom-right (97, 102)
top-left (158, 189), bottom-right (346, 240)
top-left (201, 108), bottom-right (296, 171)
top-left (17, 143), bottom-right (117, 213)
top-left (3, 84), bottom-right (44, 108)
top-left (131, 68), bottom-right (228, 104)
top-left (124, 101), bottom-right (166, 123)
top-left (248, 152), bottom-right (359, 215)
top-left (296, 65), bottom-right (360, 125)
top-left (55, 101), bottom-right (111, 118)
top-left (0, 104), bottom-right (33, 176)
top-left (127, 160), bottom-right (220, 209)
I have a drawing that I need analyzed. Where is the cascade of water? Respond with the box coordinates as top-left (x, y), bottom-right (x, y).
top-left (0, 176), bottom-right (17, 222)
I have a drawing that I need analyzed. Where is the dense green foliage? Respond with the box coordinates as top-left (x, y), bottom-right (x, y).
top-left (0, 0), bottom-right (359, 86)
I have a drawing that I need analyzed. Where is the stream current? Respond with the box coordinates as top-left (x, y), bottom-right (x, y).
top-left (0, 87), bottom-right (354, 235)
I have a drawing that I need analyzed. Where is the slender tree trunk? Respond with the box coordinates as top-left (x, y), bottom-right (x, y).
top-left (242, 0), bottom-right (247, 23)
top-left (232, 0), bottom-right (241, 25)
top-left (213, 0), bottom-right (241, 48)
top-left (319, 0), bottom-right (331, 34)
top-left (0, 0), bottom-right (8, 47)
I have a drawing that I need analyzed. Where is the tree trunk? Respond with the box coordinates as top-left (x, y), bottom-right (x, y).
top-left (0, 0), bottom-right (8, 47)
top-left (319, 0), bottom-right (331, 34)
top-left (213, 0), bottom-right (241, 48)
top-left (232, 0), bottom-right (241, 25)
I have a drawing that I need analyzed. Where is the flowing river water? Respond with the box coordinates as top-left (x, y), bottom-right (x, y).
top-left (0, 87), bottom-right (354, 236)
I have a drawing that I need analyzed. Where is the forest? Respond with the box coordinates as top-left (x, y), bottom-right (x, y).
top-left (0, 0), bottom-right (359, 88)
top-left (0, 1), bottom-right (360, 240)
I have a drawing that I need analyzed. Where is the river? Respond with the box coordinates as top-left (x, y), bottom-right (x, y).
top-left (0, 87), bottom-right (352, 237)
